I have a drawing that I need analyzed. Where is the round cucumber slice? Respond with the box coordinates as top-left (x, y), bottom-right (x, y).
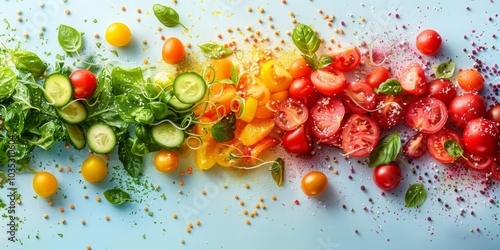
top-left (173, 72), bottom-right (206, 104)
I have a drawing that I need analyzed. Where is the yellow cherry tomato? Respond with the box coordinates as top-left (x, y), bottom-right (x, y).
top-left (81, 155), bottom-right (108, 182)
top-left (105, 22), bottom-right (131, 47)
top-left (301, 171), bottom-right (328, 197)
top-left (154, 149), bottom-right (180, 173)
top-left (260, 60), bottom-right (293, 92)
top-left (32, 171), bottom-right (58, 198)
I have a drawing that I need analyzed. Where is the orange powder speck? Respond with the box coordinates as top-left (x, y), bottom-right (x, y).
top-left (87, 246), bottom-right (91, 250)
top-left (58, 166), bottom-right (63, 172)
top-left (247, 7), bottom-right (252, 12)
top-left (186, 227), bottom-right (191, 233)
top-left (188, 223), bottom-right (193, 228)
top-left (201, 190), bottom-right (206, 195)
top-left (187, 167), bottom-right (193, 173)
top-left (70, 204), bottom-right (75, 209)
top-left (81, 219), bottom-right (85, 225)
top-left (157, 26), bottom-right (162, 31)
top-left (65, 144), bottom-right (70, 149)
top-left (271, 195), bottom-right (277, 200)
top-left (121, 6), bottom-right (126, 11)
top-left (318, 9), bottom-right (323, 14)
top-left (59, 207), bottom-right (64, 213)
top-left (143, 206), bottom-right (148, 211)
top-left (258, 7), bottom-right (264, 13)
top-left (172, 213), bottom-right (178, 219)
top-left (43, 214), bottom-right (48, 219)
top-left (259, 196), bottom-right (264, 202)
top-left (61, 219), bottom-right (66, 224)
top-left (268, 16), bottom-right (273, 21)
top-left (255, 204), bottom-right (260, 209)
top-left (239, 201), bottom-right (245, 206)
top-left (282, 0), bottom-right (287, 3)
top-left (49, 200), bottom-right (54, 206)
top-left (105, 216), bottom-right (110, 221)
top-left (196, 220), bottom-right (201, 226)
top-left (217, 34), bottom-right (223, 39)
top-left (243, 209), bottom-right (248, 215)
top-left (179, 180), bottom-right (184, 186)
top-left (96, 196), bottom-right (101, 202)
top-left (66, 166), bottom-right (71, 172)
top-left (161, 35), bottom-right (165, 40)
top-left (186, 43), bottom-right (192, 48)
top-left (253, 210), bottom-right (258, 215)
top-left (261, 204), bottom-right (266, 209)
top-left (136, 18), bottom-right (141, 22)
top-left (180, 239), bottom-right (185, 244)
top-left (180, 171), bottom-right (185, 177)
top-left (137, 8), bottom-right (142, 13)
top-left (333, 169), bottom-right (339, 174)
top-left (245, 219), bottom-right (250, 224)
top-left (244, 183), bottom-right (250, 189)
top-left (234, 195), bottom-right (239, 200)
top-left (83, 194), bottom-right (88, 199)
top-left (291, 18), bottom-right (297, 24)
top-left (249, 212), bottom-right (254, 217)
top-left (64, 9), bottom-right (70, 15)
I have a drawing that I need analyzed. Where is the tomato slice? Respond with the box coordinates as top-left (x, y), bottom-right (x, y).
top-left (310, 69), bottom-right (347, 96)
top-left (399, 62), bottom-right (427, 95)
top-left (341, 114), bottom-right (380, 157)
top-left (405, 97), bottom-right (448, 134)
top-left (309, 97), bottom-right (345, 139)
top-left (342, 81), bottom-right (376, 114)
top-left (242, 136), bottom-right (280, 165)
top-left (274, 98), bottom-right (309, 131)
top-left (403, 132), bottom-right (428, 159)
top-left (370, 94), bottom-right (404, 129)
top-left (426, 128), bottom-right (462, 164)
top-left (324, 46), bottom-right (361, 72)
top-left (215, 140), bottom-right (244, 168)
top-left (463, 151), bottom-right (493, 171)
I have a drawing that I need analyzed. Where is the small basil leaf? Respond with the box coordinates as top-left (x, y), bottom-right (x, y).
top-left (0, 67), bottom-right (17, 102)
top-left (211, 113), bottom-right (236, 142)
top-left (368, 132), bottom-right (401, 168)
top-left (152, 4), bottom-right (187, 30)
top-left (58, 24), bottom-right (83, 53)
top-left (444, 139), bottom-right (464, 159)
top-left (9, 50), bottom-right (47, 78)
top-left (405, 183), bottom-right (427, 208)
top-left (436, 60), bottom-right (455, 79)
top-left (316, 55), bottom-right (334, 69)
top-left (103, 187), bottom-right (133, 205)
top-left (374, 78), bottom-right (403, 95)
top-left (198, 43), bottom-right (233, 59)
top-left (118, 135), bottom-right (143, 178)
top-left (292, 24), bottom-right (320, 56)
top-left (270, 158), bottom-right (284, 187)
top-left (302, 54), bottom-right (316, 71)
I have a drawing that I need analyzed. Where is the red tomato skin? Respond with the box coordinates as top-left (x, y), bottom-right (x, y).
top-left (341, 114), bottom-right (380, 158)
top-left (490, 150), bottom-right (500, 181)
top-left (486, 105), bottom-right (500, 125)
top-left (373, 162), bottom-right (402, 191)
top-left (70, 69), bottom-right (98, 99)
top-left (399, 62), bottom-right (427, 95)
top-left (427, 128), bottom-right (462, 164)
top-left (325, 46), bottom-right (361, 72)
top-left (462, 151), bottom-right (493, 171)
top-left (426, 79), bottom-right (456, 106)
top-left (288, 78), bottom-right (318, 108)
top-left (448, 94), bottom-right (486, 128)
top-left (370, 94), bottom-right (404, 129)
top-left (310, 69), bottom-right (347, 96)
top-left (342, 81), bottom-right (377, 114)
top-left (365, 67), bottom-right (391, 89)
top-left (462, 118), bottom-right (499, 157)
top-left (282, 125), bottom-right (313, 154)
top-left (416, 29), bottom-right (442, 56)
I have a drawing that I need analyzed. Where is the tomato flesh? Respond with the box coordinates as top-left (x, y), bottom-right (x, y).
top-left (325, 46), bottom-right (361, 72)
top-left (341, 114), bottom-right (380, 157)
top-left (399, 62), bottom-right (427, 95)
top-left (370, 94), bottom-right (404, 129)
top-left (403, 132), bottom-right (428, 159)
top-left (405, 97), bottom-right (447, 134)
top-left (342, 81), bottom-right (376, 114)
top-left (310, 69), bottom-right (347, 96)
top-left (427, 128), bottom-right (462, 164)
top-left (463, 151), bottom-right (493, 171)
top-left (309, 97), bottom-right (345, 139)
top-left (274, 98), bottom-right (309, 131)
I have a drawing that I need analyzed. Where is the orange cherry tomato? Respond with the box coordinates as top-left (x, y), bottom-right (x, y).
top-left (237, 74), bottom-right (271, 106)
top-left (162, 37), bottom-right (185, 64)
top-left (154, 149), bottom-right (179, 173)
top-left (289, 57), bottom-right (313, 79)
top-left (32, 171), bottom-right (58, 198)
top-left (457, 69), bottom-right (484, 92)
top-left (301, 171), bottom-right (328, 197)
top-left (210, 59), bottom-right (234, 81)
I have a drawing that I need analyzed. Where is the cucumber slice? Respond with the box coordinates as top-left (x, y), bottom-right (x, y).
top-left (56, 101), bottom-right (88, 124)
top-left (86, 124), bottom-right (116, 154)
top-left (151, 122), bottom-right (185, 149)
top-left (43, 73), bottom-right (73, 107)
top-left (64, 123), bottom-right (85, 150)
top-left (168, 95), bottom-right (193, 111)
top-left (173, 72), bottom-right (206, 104)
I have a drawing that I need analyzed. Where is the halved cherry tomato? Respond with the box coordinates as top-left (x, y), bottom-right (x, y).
top-left (448, 93), bottom-right (486, 128)
top-left (325, 46), bottom-right (361, 72)
top-left (462, 118), bottom-right (499, 157)
top-left (210, 58), bottom-right (234, 81)
top-left (242, 136), bottom-right (280, 165)
top-left (341, 114), bottom-right (380, 157)
top-left (289, 78), bottom-right (318, 108)
top-left (260, 60), bottom-right (294, 92)
top-left (399, 62), bottom-right (426, 95)
top-left (289, 57), bottom-right (313, 79)
top-left (427, 128), bottom-right (462, 164)
top-left (342, 81), bottom-right (376, 114)
top-left (309, 97), bottom-right (345, 139)
top-left (274, 98), bottom-right (309, 131)
top-left (426, 79), bottom-right (456, 106)
top-left (255, 91), bottom-right (290, 119)
top-left (282, 125), bottom-right (313, 154)
top-left (370, 94), bottom-right (404, 129)
top-left (365, 66), bottom-right (391, 89)
top-left (238, 118), bottom-right (275, 146)
top-left (237, 75), bottom-right (270, 106)
top-left (194, 139), bottom-right (218, 170)
top-left (463, 151), bottom-right (493, 171)
top-left (416, 29), bottom-right (442, 56)
top-left (405, 97), bottom-right (447, 134)
top-left (310, 69), bottom-right (347, 96)
top-left (403, 132), bottom-right (428, 159)
top-left (215, 140), bottom-right (244, 168)
top-left (193, 84), bottom-right (236, 118)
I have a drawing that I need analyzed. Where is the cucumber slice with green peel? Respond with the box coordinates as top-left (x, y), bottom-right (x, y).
top-left (43, 73), bottom-right (73, 107)
top-left (64, 123), bottom-right (85, 150)
top-left (173, 72), bottom-right (206, 104)
top-left (151, 122), bottom-right (185, 149)
top-left (56, 101), bottom-right (88, 124)
top-left (168, 95), bottom-right (193, 111)
top-left (86, 124), bottom-right (116, 154)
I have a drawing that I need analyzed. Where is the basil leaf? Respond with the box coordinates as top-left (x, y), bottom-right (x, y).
top-left (436, 60), bottom-right (455, 79)
top-left (270, 158), bottom-right (284, 187)
top-left (110, 66), bottom-right (144, 94)
top-left (301, 54), bottom-right (316, 70)
top-left (316, 55), bottom-right (333, 69)
top-left (368, 132), bottom-right (401, 168)
top-left (149, 101), bottom-right (170, 120)
top-left (152, 4), bottom-right (187, 30)
top-left (405, 183), bottom-right (427, 208)
top-left (198, 43), bottom-right (233, 59)
top-left (118, 135), bottom-right (143, 178)
top-left (9, 50), bottom-right (47, 78)
top-left (134, 108), bottom-right (155, 125)
top-left (374, 79), bottom-right (403, 95)
top-left (135, 124), bottom-right (152, 143)
top-left (57, 24), bottom-right (83, 53)
top-left (103, 187), bottom-right (133, 205)
top-left (444, 139), bottom-right (464, 159)
top-left (292, 24), bottom-right (320, 56)
top-left (211, 113), bottom-right (236, 142)
top-left (0, 67), bottom-right (17, 102)
top-left (131, 137), bottom-right (148, 157)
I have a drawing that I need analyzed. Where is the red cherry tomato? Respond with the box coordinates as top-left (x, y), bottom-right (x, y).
top-left (310, 69), bottom-right (347, 96)
top-left (427, 128), bottom-right (462, 164)
top-left (463, 151), bottom-right (493, 171)
top-left (399, 62), bottom-right (427, 95)
top-left (342, 81), bottom-right (377, 114)
top-left (370, 94), bottom-right (404, 129)
top-left (462, 118), bottom-right (499, 157)
top-left (486, 105), bottom-right (500, 125)
top-left (426, 79), bottom-right (456, 106)
top-left (274, 98), bottom-right (309, 131)
top-left (289, 57), bottom-right (312, 79)
top-left (403, 132), bottom-right (428, 159)
top-left (405, 97), bottom-right (448, 134)
top-left (448, 94), bottom-right (486, 128)
top-left (373, 162), bottom-right (402, 191)
top-left (490, 151), bottom-right (500, 181)
top-left (416, 29), bottom-right (442, 56)
top-left (282, 125), bottom-right (313, 154)
top-left (288, 78), bottom-right (318, 108)
top-left (457, 69), bottom-right (484, 92)
top-left (365, 66), bottom-right (391, 89)
top-left (309, 97), bottom-right (345, 139)
top-left (325, 46), bottom-right (361, 72)
top-left (341, 114), bottom-right (380, 157)
top-left (69, 69), bottom-right (98, 99)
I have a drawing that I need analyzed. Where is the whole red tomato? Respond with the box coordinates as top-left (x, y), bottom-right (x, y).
top-left (69, 69), bottom-right (98, 99)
